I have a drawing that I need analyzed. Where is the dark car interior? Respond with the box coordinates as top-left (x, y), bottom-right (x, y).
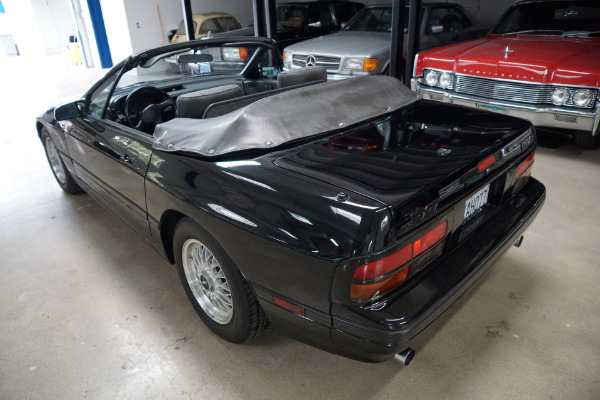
top-left (101, 44), bottom-right (327, 134)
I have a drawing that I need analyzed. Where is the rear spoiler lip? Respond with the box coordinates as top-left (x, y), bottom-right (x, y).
top-left (439, 126), bottom-right (535, 201)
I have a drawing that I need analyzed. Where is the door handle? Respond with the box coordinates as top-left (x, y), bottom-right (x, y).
top-left (124, 148), bottom-right (140, 166)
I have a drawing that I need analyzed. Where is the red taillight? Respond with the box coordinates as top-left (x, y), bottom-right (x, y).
top-left (351, 267), bottom-right (410, 300)
top-left (413, 220), bottom-right (448, 257)
top-left (351, 220), bottom-right (448, 301)
top-left (516, 151), bottom-right (535, 179)
top-left (478, 154), bottom-right (496, 172)
top-left (353, 245), bottom-right (411, 280)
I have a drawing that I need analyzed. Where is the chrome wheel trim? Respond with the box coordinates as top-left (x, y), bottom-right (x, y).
top-left (44, 136), bottom-right (66, 184)
top-left (182, 239), bottom-right (233, 324)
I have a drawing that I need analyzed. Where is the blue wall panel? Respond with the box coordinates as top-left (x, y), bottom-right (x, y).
top-left (86, 0), bottom-right (113, 68)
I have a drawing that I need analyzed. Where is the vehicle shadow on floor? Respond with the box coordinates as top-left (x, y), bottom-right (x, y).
top-left (537, 129), bottom-right (600, 166)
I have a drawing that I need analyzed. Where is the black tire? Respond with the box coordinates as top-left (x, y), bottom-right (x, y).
top-left (41, 129), bottom-right (83, 194)
top-left (173, 218), bottom-right (269, 343)
top-left (574, 132), bottom-right (600, 150)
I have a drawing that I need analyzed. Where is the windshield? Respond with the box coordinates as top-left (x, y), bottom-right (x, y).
top-left (113, 43), bottom-right (279, 95)
top-left (492, 1), bottom-right (600, 35)
top-left (277, 5), bottom-right (308, 28)
top-left (344, 6), bottom-right (393, 32)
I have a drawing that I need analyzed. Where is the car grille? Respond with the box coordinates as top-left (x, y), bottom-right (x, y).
top-left (455, 75), bottom-right (554, 105)
top-left (291, 54), bottom-right (341, 69)
top-left (454, 75), bottom-right (597, 109)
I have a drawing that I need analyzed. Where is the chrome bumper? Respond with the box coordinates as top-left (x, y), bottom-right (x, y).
top-left (412, 80), bottom-right (600, 136)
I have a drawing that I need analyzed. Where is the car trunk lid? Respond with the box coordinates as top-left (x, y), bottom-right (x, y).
top-left (274, 100), bottom-right (534, 237)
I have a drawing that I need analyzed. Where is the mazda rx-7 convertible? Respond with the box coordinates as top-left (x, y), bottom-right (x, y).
top-left (37, 37), bottom-right (545, 364)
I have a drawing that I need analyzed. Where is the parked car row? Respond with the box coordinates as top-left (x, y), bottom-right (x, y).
top-left (281, 0), bottom-right (599, 149)
top-left (145, 1), bottom-right (599, 149)
top-left (170, 1), bottom-right (364, 52)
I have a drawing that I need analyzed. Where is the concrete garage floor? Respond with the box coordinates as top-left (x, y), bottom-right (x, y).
top-left (1, 56), bottom-right (599, 400)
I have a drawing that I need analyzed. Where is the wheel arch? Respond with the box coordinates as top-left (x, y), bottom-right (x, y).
top-left (159, 209), bottom-right (187, 264)
top-left (36, 121), bottom-right (45, 138)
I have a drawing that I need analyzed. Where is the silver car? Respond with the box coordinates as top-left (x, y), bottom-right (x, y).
top-left (283, 3), bottom-right (486, 79)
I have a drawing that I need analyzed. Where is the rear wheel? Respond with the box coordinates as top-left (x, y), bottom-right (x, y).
top-left (41, 129), bottom-right (82, 194)
top-left (574, 132), bottom-right (600, 149)
top-left (174, 218), bottom-right (268, 343)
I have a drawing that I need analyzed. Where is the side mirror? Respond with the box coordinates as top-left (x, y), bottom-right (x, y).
top-left (55, 100), bottom-right (82, 121)
top-left (308, 21), bottom-right (321, 28)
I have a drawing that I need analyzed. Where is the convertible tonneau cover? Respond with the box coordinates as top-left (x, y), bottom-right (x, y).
top-left (153, 75), bottom-right (417, 156)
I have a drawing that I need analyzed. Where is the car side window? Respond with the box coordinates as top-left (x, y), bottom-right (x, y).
top-left (86, 68), bottom-right (120, 118)
top-left (308, 5), bottom-right (333, 28)
top-left (429, 6), bottom-right (471, 32)
top-left (277, 5), bottom-right (308, 29)
top-left (333, 4), bottom-right (359, 26)
top-left (199, 19), bottom-right (219, 35)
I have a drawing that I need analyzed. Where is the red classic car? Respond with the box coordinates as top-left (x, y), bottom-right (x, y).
top-left (412, 0), bottom-right (600, 149)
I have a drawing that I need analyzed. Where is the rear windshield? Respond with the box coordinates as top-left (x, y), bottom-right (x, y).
top-left (492, 1), bottom-right (600, 35)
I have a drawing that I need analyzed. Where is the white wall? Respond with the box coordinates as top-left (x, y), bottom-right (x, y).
top-left (121, 0), bottom-right (182, 54)
top-left (1, 0), bottom-right (46, 56)
top-left (100, 0), bottom-right (132, 63)
top-left (30, 0), bottom-right (77, 55)
top-left (0, 13), bottom-right (10, 35)
top-left (115, 0), bottom-right (255, 55)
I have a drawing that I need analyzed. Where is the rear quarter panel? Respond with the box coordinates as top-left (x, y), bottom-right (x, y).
top-left (144, 150), bottom-right (392, 313)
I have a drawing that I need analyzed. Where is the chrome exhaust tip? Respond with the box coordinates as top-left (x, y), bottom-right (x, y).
top-left (394, 348), bottom-right (415, 366)
top-left (514, 235), bottom-right (524, 247)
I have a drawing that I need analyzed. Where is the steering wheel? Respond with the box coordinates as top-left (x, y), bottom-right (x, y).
top-left (124, 86), bottom-right (176, 134)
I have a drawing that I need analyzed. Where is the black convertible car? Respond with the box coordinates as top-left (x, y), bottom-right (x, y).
top-left (37, 37), bottom-right (545, 364)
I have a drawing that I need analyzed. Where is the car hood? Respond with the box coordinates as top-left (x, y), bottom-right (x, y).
top-left (285, 31), bottom-right (390, 57)
top-left (416, 35), bottom-right (600, 87)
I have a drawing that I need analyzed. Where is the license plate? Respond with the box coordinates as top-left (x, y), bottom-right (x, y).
top-left (477, 104), bottom-right (507, 114)
top-left (464, 184), bottom-right (490, 220)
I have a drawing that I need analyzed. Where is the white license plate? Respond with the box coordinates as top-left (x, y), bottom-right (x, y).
top-left (464, 184), bottom-right (490, 220)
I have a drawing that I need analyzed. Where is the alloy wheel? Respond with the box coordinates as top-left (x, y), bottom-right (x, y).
top-left (182, 238), bottom-right (233, 324)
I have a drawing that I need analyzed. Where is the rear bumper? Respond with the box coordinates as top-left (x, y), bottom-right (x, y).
top-left (329, 178), bottom-right (546, 362)
top-left (413, 81), bottom-right (599, 136)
